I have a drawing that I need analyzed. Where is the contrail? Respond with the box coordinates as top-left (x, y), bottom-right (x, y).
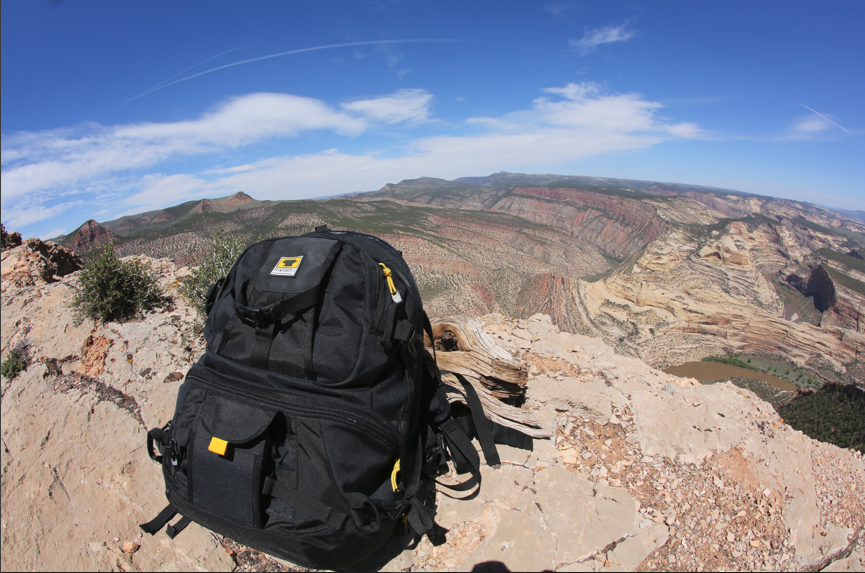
top-left (124, 39), bottom-right (460, 103)
top-left (142, 46), bottom-right (246, 94)
top-left (799, 103), bottom-right (865, 145)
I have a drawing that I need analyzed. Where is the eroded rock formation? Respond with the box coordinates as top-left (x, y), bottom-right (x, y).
top-left (1, 224), bottom-right (23, 251)
top-left (1, 238), bottom-right (82, 293)
top-left (44, 175), bottom-right (865, 386)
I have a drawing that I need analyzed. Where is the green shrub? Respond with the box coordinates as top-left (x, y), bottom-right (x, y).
top-left (778, 384), bottom-right (865, 453)
top-left (180, 231), bottom-right (248, 334)
top-left (1, 351), bottom-right (27, 379)
top-left (70, 242), bottom-right (164, 323)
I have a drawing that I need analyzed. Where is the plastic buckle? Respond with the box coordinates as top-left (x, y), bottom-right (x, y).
top-left (396, 324), bottom-right (418, 357)
top-left (234, 303), bottom-right (271, 328)
top-left (384, 500), bottom-right (411, 521)
top-left (405, 341), bottom-right (417, 358)
top-left (168, 440), bottom-right (179, 467)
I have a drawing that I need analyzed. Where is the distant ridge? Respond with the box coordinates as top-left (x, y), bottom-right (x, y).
top-left (101, 191), bottom-right (261, 236)
top-left (48, 172), bottom-right (865, 387)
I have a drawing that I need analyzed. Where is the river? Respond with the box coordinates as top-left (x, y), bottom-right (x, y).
top-left (663, 362), bottom-right (797, 391)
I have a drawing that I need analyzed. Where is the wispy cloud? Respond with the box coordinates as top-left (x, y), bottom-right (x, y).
top-left (1, 93), bottom-right (368, 203)
top-left (570, 24), bottom-right (635, 54)
top-left (341, 89), bottom-right (431, 123)
top-left (4, 200), bottom-right (85, 230)
top-left (39, 227), bottom-right (68, 240)
top-left (2, 83), bottom-right (701, 233)
top-left (124, 39), bottom-right (459, 103)
top-left (799, 104), bottom-right (864, 145)
top-left (141, 46), bottom-right (246, 96)
top-left (791, 115), bottom-right (831, 135)
top-left (545, 2), bottom-right (583, 17)
top-left (1, 90), bottom-right (437, 205)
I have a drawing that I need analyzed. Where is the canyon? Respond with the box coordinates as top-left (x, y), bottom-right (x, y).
top-left (55, 173), bottom-right (865, 387)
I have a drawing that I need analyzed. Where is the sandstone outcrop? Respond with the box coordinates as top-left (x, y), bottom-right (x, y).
top-left (1, 238), bottom-right (83, 293)
top-left (1, 224), bottom-right (23, 251)
top-left (2, 255), bottom-right (862, 572)
top-left (563, 212), bottom-right (865, 376)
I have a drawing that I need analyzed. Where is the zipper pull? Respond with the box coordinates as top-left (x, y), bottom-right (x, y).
top-left (378, 263), bottom-right (403, 303)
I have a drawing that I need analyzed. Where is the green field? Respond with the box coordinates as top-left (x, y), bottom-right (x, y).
top-left (702, 354), bottom-right (826, 389)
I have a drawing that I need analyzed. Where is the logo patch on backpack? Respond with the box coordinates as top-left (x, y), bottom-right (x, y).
top-left (271, 256), bottom-right (303, 277)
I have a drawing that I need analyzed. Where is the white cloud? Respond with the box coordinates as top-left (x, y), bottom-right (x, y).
top-left (533, 82), bottom-right (660, 131)
top-left (3, 200), bottom-right (85, 229)
top-left (2, 83), bottom-right (702, 232)
top-left (666, 122), bottom-right (705, 138)
top-left (792, 116), bottom-right (831, 134)
top-left (0, 93), bottom-right (367, 204)
top-left (39, 227), bottom-right (67, 240)
top-left (195, 83), bottom-right (693, 198)
top-left (115, 173), bottom-right (218, 217)
top-left (342, 89), bottom-right (432, 123)
top-left (570, 24), bottom-right (635, 54)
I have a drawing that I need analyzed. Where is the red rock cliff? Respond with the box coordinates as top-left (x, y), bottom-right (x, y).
top-left (489, 188), bottom-right (666, 259)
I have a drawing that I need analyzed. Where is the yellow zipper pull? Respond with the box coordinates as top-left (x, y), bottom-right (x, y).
top-left (391, 458), bottom-right (401, 492)
top-left (379, 263), bottom-right (403, 303)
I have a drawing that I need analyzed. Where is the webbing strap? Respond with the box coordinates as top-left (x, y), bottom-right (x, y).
top-left (303, 305), bottom-right (315, 379)
top-left (146, 427), bottom-right (168, 463)
top-left (456, 374), bottom-right (501, 467)
top-left (244, 288), bottom-right (316, 372)
top-left (139, 504), bottom-right (177, 535)
top-left (406, 496), bottom-right (435, 536)
top-left (435, 418), bottom-right (481, 499)
top-left (166, 516), bottom-right (192, 539)
top-left (423, 311), bottom-right (436, 362)
top-left (251, 322), bottom-right (276, 370)
top-left (233, 286), bottom-right (320, 329)
top-left (402, 436), bottom-right (425, 498)
top-left (453, 415), bottom-right (534, 452)
top-left (204, 277), bottom-right (224, 316)
top-left (263, 472), bottom-right (347, 530)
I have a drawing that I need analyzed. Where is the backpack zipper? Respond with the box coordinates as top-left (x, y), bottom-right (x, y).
top-left (186, 371), bottom-right (400, 454)
top-left (371, 258), bottom-right (388, 332)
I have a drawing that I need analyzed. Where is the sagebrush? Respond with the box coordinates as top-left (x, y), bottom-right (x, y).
top-left (1, 351), bottom-right (27, 380)
top-left (70, 242), bottom-right (165, 323)
top-left (1, 339), bottom-right (32, 380)
top-left (180, 232), bottom-right (248, 334)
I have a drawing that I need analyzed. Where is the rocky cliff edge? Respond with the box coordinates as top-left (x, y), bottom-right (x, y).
top-left (1, 247), bottom-right (863, 572)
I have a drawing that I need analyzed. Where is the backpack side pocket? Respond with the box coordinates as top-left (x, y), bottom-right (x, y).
top-left (187, 393), bottom-right (278, 527)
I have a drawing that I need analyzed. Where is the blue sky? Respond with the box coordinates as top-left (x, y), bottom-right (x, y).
top-left (2, 1), bottom-right (863, 240)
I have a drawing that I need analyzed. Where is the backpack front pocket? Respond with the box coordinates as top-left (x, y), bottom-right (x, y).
top-left (188, 393), bottom-right (278, 527)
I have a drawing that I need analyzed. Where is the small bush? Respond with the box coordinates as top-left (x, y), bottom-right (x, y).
top-left (70, 242), bottom-right (164, 323)
top-left (1, 351), bottom-right (27, 379)
top-left (1, 339), bottom-right (31, 379)
top-left (180, 231), bottom-right (248, 334)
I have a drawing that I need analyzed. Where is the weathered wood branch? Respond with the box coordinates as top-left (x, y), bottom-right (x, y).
top-left (427, 315), bottom-right (527, 398)
top-left (425, 315), bottom-right (552, 439)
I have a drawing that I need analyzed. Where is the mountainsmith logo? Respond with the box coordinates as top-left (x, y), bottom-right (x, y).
top-left (270, 256), bottom-right (304, 277)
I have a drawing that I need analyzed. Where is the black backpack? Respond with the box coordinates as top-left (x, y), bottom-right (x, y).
top-left (141, 228), bottom-right (531, 570)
